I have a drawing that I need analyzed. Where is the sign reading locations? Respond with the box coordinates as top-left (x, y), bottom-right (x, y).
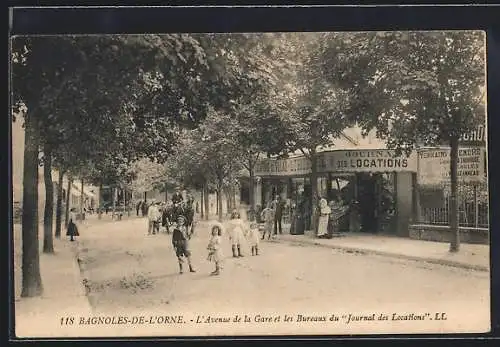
top-left (254, 149), bottom-right (417, 177)
top-left (417, 147), bottom-right (486, 185)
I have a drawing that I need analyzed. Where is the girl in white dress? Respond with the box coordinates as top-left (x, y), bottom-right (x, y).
top-left (246, 222), bottom-right (261, 256)
top-left (207, 222), bottom-right (224, 275)
top-left (226, 211), bottom-right (246, 257)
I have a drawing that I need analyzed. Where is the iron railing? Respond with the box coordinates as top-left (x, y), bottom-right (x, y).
top-left (417, 183), bottom-right (489, 228)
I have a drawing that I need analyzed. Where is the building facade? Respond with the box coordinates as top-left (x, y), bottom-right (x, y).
top-left (11, 121), bottom-right (97, 222)
top-left (238, 124), bottom-right (489, 240)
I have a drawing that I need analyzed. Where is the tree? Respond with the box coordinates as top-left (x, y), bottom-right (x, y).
top-left (11, 34), bottom-right (218, 297)
top-left (19, 103), bottom-right (43, 296)
top-left (128, 158), bottom-right (172, 198)
top-left (273, 33), bottom-right (354, 230)
top-left (42, 146), bottom-right (54, 253)
top-left (321, 31), bottom-right (486, 251)
top-left (226, 91), bottom-right (291, 215)
top-left (201, 33), bottom-right (303, 214)
top-left (198, 110), bottom-right (245, 221)
top-left (165, 132), bottom-right (215, 219)
top-left (54, 168), bottom-right (64, 239)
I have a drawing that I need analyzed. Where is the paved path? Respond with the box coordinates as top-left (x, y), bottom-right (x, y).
top-left (14, 223), bottom-right (92, 338)
top-left (277, 231), bottom-right (489, 271)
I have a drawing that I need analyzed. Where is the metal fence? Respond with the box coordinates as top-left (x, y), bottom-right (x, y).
top-left (417, 183), bottom-right (489, 228)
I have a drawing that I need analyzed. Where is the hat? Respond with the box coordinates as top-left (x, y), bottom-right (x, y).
top-left (177, 215), bottom-right (186, 222)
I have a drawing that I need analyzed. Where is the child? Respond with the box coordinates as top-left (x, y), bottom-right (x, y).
top-left (207, 223), bottom-right (224, 275)
top-left (66, 208), bottom-right (79, 242)
top-left (171, 216), bottom-right (196, 274)
top-left (226, 211), bottom-right (245, 257)
top-left (260, 202), bottom-right (274, 240)
top-left (246, 222), bottom-right (261, 256)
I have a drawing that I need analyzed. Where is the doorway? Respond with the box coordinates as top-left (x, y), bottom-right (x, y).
top-left (356, 173), bottom-right (396, 233)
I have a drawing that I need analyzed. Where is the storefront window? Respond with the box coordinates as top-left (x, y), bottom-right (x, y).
top-left (329, 175), bottom-right (352, 203)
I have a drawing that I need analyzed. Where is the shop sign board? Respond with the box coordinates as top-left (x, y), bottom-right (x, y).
top-left (254, 149), bottom-right (417, 177)
top-left (459, 124), bottom-right (487, 147)
top-left (417, 147), bottom-right (486, 185)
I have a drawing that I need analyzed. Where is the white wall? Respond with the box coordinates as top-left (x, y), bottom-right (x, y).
top-left (12, 121), bottom-right (95, 217)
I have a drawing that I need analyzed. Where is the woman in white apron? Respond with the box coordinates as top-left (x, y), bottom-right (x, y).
top-left (317, 197), bottom-right (331, 238)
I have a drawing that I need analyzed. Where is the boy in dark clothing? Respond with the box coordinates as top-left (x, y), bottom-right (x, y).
top-left (172, 215), bottom-right (196, 274)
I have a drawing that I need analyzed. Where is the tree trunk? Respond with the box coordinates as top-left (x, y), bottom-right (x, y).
top-left (216, 189), bottom-right (219, 215)
top-left (126, 189), bottom-right (131, 217)
top-left (98, 182), bottom-right (103, 220)
top-left (217, 179), bottom-right (223, 222)
top-left (226, 188), bottom-right (231, 212)
top-left (449, 136), bottom-right (460, 252)
top-left (232, 182), bottom-right (237, 210)
top-left (204, 183), bottom-right (209, 220)
top-left (112, 187), bottom-right (117, 218)
top-left (200, 186), bottom-right (204, 219)
top-left (310, 152), bottom-right (319, 233)
top-left (55, 169), bottom-right (64, 238)
top-left (249, 166), bottom-right (255, 210)
top-left (143, 191), bottom-right (147, 203)
top-left (80, 179), bottom-right (84, 220)
top-left (164, 187), bottom-right (168, 202)
top-left (65, 175), bottom-right (73, 228)
top-left (42, 148), bottom-right (54, 253)
top-left (20, 111), bottom-right (43, 297)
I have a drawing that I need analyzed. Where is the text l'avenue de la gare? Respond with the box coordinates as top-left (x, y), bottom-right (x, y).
top-left (62, 312), bottom-right (448, 326)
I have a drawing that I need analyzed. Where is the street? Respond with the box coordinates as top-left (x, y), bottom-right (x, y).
top-left (12, 30), bottom-right (491, 338)
top-left (74, 217), bottom-right (490, 335)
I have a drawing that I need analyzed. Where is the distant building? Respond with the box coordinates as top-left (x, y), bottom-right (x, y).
top-left (11, 121), bottom-right (97, 222)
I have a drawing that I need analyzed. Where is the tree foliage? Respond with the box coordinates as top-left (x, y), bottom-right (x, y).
top-left (321, 31), bottom-right (486, 152)
top-left (320, 30), bottom-right (486, 251)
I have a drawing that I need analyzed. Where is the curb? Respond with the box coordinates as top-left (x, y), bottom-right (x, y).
top-left (66, 239), bottom-right (94, 313)
top-left (278, 238), bottom-right (489, 272)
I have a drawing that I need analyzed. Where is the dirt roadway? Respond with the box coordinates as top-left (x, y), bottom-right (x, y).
top-left (70, 218), bottom-right (491, 336)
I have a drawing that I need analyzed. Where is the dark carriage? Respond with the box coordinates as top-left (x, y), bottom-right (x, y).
top-left (162, 201), bottom-right (195, 236)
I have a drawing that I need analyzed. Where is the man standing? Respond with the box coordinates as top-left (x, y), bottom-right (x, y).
top-left (147, 201), bottom-right (161, 235)
top-left (136, 200), bottom-right (142, 217)
top-left (272, 195), bottom-right (285, 236)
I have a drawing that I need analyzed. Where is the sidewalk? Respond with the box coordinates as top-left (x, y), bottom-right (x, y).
top-left (14, 223), bottom-right (93, 338)
top-left (275, 229), bottom-right (490, 272)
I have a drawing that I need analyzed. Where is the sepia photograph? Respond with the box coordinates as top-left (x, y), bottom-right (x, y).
top-left (10, 30), bottom-right (490, 337)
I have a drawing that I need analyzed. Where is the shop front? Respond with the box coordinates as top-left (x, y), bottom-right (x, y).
top-left (254, 148), bottom-right (418, 236)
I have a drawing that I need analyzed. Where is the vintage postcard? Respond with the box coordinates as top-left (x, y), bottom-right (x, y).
top-left (11, 30), bottom-right (490, 338)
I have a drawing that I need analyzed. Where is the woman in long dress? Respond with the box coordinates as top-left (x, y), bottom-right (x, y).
top-left (66, 208), bottom-right (79, 241)
top-left (317, 197), bottom-right (331, 238)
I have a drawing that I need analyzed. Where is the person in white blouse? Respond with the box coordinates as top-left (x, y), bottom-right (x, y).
top-left (147, 201), bottom-right (162, 235)
top-left (317, 197), bottom-right (331, 238)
